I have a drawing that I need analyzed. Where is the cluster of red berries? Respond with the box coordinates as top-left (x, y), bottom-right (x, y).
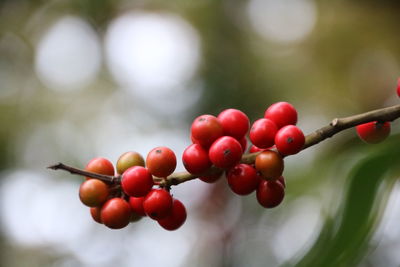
top-left (79, 151), bottom-right (185, 230)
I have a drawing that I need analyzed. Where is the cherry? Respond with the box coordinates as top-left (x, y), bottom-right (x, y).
top-left (90, 207), bottom-right (102, 224)
top-left (121, 166), bottom-right (153, 197)
top-left (116, 151), bottom-right (145, 175)
top-left (217, 108), bottom-right (250, 140)
top-left (129, 196), bottom-right (147, 216)
top-left (264, 102), bottom-right (297, 129)
top-left (356, 121), bottom-right (391, 144)
top-left (249, 145), bottom-right (266, 153)
top-left (277, 176), bottom-right (286, 188)
top-left (199, 171), bottom-right (223, 183)
top-left (209, 136), bottom-right (243, 169)
top-left (182, 144), bottom-right (211, 174)
top-left (250, 118), bottom-right (278, 149)
top-left (256, 180), bottom-right (285, 208)
top-left (255, 150), bottom-right (284, 180)
top-left (191, 114), bottom-right (223, 148)
top-left (85, 157), bottom-right (114, 180)
top-left (100, 198), bottom-right (131, 229)
top-left (79, 179), bottom-right (109, 207)
top-left (157, 198), bottom-right (187, 231)
top-left (226, 164), bottom-right (259, 195)
top-left (146, 146), bottom-right (177, 177)
top-left (239, 136), bottom-right (248, 152)
top-left (143, 189), bottom-right (173, 220)
top-left (275, 125), bottom-right (305, 155)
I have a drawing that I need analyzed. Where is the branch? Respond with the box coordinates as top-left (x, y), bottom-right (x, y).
top-left (48, 104), bottom-right (400, 187)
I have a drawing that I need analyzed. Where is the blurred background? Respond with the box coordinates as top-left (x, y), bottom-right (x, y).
top-left (1, 0), bottom-right (400, 266)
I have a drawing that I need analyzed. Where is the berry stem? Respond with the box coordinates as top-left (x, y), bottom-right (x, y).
top-left (48, 104), bottom-right (400, 187)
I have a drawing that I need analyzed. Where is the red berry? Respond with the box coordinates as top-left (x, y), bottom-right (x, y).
top-left (356, 121), bottom-right (391, 144)
top-left (256, 180), bottom-right (285, 208)
top-left (277, 176), bottom-right (286, 188)
top-left (116, 151), bottom-right (145, 175)
top-left (157, 198), bottom-right (187, 231)
top-left (199, 171), bottom-right (223, 183)
top-left (275, 125), bottom-right (305, 155)
top-left (217, 109), bottom-right (250, 140)
top-left (79, 179), bottom-right (109, 207)
top-left (143, 189), bottom-right (173, 220)
top-left (85, 157), bottom-right (114, 179)
top-left (129, 196), bottom-right (146, 217)
top-left (209, 136), bottom-right (243, 169)
top-left (90, 207), bottom-right (102, 224)
top-left (146, 147), bottom-right (177, 177)
top-left (249, 145), bottom-right (266, 153)
top-left (250, 118), bottom-right (278, 149)
top-left (239, 136), bottom-right (248, 152)
top-left (397, 78), bottom-right (400, 97)
top-left (101, 198), bottom-right (131, 229)
top-left (121, 166), bottom-right (153, 197)
top-left (255, 150), bottom-right (284, 180)
top-left (182, 144), bottom-right (211, 174)
top-left (191, 115), bottom-right (223, 148)
top-left (264, 102), bottom-right (297, 129)
top-left (226, 164), bottom-right (259, 195)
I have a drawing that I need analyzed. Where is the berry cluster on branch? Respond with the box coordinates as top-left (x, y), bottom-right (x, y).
top-left (49, 82), bottom-right (400, 231)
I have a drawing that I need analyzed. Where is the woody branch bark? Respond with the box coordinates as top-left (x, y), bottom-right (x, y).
top-left (48, 104), bottom-right (400, 187)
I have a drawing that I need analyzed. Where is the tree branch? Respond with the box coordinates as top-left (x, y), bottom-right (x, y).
top-left (48, 104), bottom-right (400, 187)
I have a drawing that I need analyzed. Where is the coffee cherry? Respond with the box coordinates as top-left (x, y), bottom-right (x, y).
top-left (157, 198), bottom-right (187, 231)
top-left (217, 109), bottom-right (250, 140)
top-left (277, 176), bottom-right (286, 188)
top-left (85, 157), bottom-right (114, 179)
top-left (249, 145), bottom-right (265, 153)
top-left (264, 102), bottom-right (297, 129)
top-left (209, 136), bottom-right (243, 169)
top-left (146, 146), bottom-right (177, 177)
top-left (101, 198), bottom-right (131, 229)
top-left (121, 166), bottom-right (153, 197)
top-left (129, 196), bottom-right (147, 216)
top-left (199, 171), bottom-right (223, 183)
top-left (275, 125), bottom-right (305, 155)
top-left (250, 118), bottom-right (278, 149)
top-left (226, 164), bottom-right (259, 195)
top-left (191, 114), bottom-right (223, 148)
top-left (143, 189), bottom-right (173, 220)
top-left (256, 180), bottom-right (285, 208)
top-left (397, 78), bottom-right (400, 97)
top-left (356, 121), bottom-right (391, 144)
top-left (116, 151), bottom-right (145, 174)
top-left (255, 150), bottom-right (284, 180)
top-left (182, 144), bottom-right (211, 174)
top-left (239, 136), bottom-right (248, 152)
top-left (90, 207), bottom-right (102, 224)
top-left (79, 179), bottom-right (109, 207)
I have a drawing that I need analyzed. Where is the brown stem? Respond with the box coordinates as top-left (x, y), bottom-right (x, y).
top-left (48, 104), bottom-right (400, 187)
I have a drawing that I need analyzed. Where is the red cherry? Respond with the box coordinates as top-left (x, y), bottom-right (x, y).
top-left (217, 109), bottom-right (250, 140)
top-left (100, 198), bottom-right (131, 229)
top-left (146, 146), bottom-right (177, 177)
top-left (239, 136), bottom-right (248, 152)
top-left (275, 125), bottom-right (305, 155)
top-left (157, 198), bottom-right (187, 231)
top-left (277, 176), bottom-right (286, 188)
top-left (249, 145), bottom-right (266, 153)
top-left (356, 121), bottom-right (391, 144)
top-left (250, 118), bottom-right (278, 149)
top-left (199, 171), bottom-right (223, 183)
top-left (191, 114), bottom-right (223, 148)
top-left (256, 180), bottom-right (285, 208)
top-left (85, 157), bottom-right (114, 180)
top-left (79, 179), bottom-right (109, 207)
top-left (129, 196), bottom-right (146, 217)
top-left (90, 207), bottom-right (102, 224)
top-left (397, 78), bottom-right (400, 97)
top-left (143, 189), bottom-right (173, 220)
top-left (209, 136), bottom-right (243, 169)
top-left (264, 102), bottom-right (297, 129)
top-left (226, 164), bottom-right (259, 195)
top-left (182, 144), bottom-right (211, 174)
top-left (121, 166), bottom-right (153, 197)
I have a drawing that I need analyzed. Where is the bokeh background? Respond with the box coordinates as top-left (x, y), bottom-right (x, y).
top-left (1, 0), bottom-right (400, 266)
